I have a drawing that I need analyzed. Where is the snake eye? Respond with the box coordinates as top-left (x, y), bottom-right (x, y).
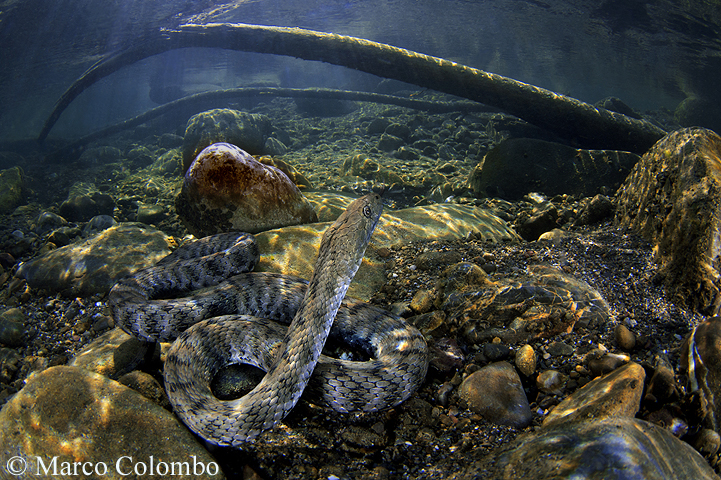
top-left (362, 205), bottom-right (372, 218)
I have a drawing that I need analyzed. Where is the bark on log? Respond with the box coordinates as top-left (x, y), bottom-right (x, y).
top-left (43, 87), bottom-right (495, 163)
top-left (38, 22), bottom-right (666, 153)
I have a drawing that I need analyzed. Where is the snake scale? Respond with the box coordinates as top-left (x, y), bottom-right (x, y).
top-left (108, 193), bottom-right (429, 446)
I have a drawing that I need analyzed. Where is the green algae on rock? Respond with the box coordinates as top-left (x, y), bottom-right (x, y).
top-left (0, 166), bottom-right (25, 215)
top-left (182, 109), bottom-right (272, 173)
top-left (615, 127), bottom-right (721, 313)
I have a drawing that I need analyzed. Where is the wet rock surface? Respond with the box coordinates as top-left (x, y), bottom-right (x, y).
top-left (176, 142), bottom-right (318, 236)
top-left (616, 127), bottom-right (721, 313)
top-left (0, 366), bottom-right (222, 480)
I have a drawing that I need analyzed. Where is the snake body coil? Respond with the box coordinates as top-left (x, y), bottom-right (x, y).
top-left (108, 194), bottom-right (428, 446)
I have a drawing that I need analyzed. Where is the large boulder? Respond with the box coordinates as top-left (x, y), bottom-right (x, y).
top-left (175, 143), bottom-right (317, 236)
top-left (615, 127), bottom-right (721, 312)
top-left (0, 366), bottom-right (222, 479)
top-left (468, 138), bottom-right (639, 200)
top-left (182, 109), bottom-right (273, 173)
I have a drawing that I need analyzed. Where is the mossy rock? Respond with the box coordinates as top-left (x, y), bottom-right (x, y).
top-left (0, 166), bottom-right (25, 214)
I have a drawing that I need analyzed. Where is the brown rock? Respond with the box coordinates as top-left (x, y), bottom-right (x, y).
top-left (459, 361), bottom-right (531, 428)
top-left (499, 417), bottom-right (719, 480)
top-left (515, 344), bottom-right (537, 377)
top-left (616, 127), bottom-right (721, 312)
top-left (543, 362), bottom-right (645, 428)
top-left (0, 366), bottom-right (222, 479)
top-left (615, 323), bottom-right (636, 351)
top-left (175, 143), bottom-right (318, 236)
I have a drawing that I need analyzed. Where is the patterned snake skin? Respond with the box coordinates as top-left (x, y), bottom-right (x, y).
top-left (108, 194), bottom-right (429, 446)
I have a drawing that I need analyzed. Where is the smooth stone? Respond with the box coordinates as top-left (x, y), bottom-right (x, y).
top-left (410, 289), bottom-right (436, 314)
top-left (59, 192), bottom-right (115, 222)
top-left (377, 133), bottom-right (405, 151)
top-left (615, 127), bottom-right (721, 312)
top-left (587, 352), bottom-right (630, 377)
top-left (458, 361), bottom-right (532, 428)
top-left (543, 362), bottom-right (645, 428)
top-left (82, 214), bottom-right (117, 236)
top-left (498, 416), bottom-right (719, 480)
top-left (576, 193), bottom-right (615, 225)
top-left (136, 204), bottom-right (166, 224)
top-left (515, 344), bottom-right (537, 377)
top-left (536, 369), bottom-right (567, 395)
top-left (255, 195), bottom-right (519, 300)
top-left (16, 223), bottom-right (172, 296)
top-left (615, 323), bottom-right (637, 351)
top-left (0, 366), bottom-right (223, 480)
top-left (69, 328), bottom-right (160, 378)
top-left (546, 341), bottom-right (574, 357)
top-left (33, 211), bottom-right (67, 235)
top-left (117, 370), bottom-right (170, 409)
top-left (182, 108), bottom-right (272, 172)
top-left (175, 143), bottom-right (318, 236)
top-left (468, 138), bottom-right (639, 201)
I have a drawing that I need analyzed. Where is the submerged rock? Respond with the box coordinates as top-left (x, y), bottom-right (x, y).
top-left (468, 138), bottom-right (639, 200)
top-left (182, 108), bottom-right (272, 173)
top-left (0, 366), bottom-right (223, 480)
top-left (498, 417), bottom-right (719, 480)
top-left (459, 361), bottom-right (532, 428)
top-left (0, 166), bottom-right (25, 214)
top-left (616, 127), bottom-right (721, 312)
top-left (175, 143), bottom-right (318, 236)
top-left (16, 223), bottom-right (172, 296)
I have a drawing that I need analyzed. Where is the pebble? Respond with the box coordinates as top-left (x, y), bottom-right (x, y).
top-left (615, 323), bottom-right (636, 350)
top-left (409, 288), bottom-right (436, 313)
top-left (458, 361), bottom-right (531, 428)
top-left (536, 369), bottom-right (567, 395)
top-left (515, 344), bottom-right (537, 377)
top-left (546, 341), bottom-right (574, 357)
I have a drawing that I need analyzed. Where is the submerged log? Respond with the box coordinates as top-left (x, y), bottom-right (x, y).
top-left (38, 23), bottom-right (666, 153)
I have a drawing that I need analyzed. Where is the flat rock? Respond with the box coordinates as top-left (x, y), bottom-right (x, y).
top-left (15, 223), bottom-right (172, 296)
top-left (497, 417), bottom-right (720, 480)
top-left (468, 138), bottom-right (639, 200)
top-left (0, 366), bottom-right (223, 479)
top-left (616, 127), bottom-right (721, 312)
top-left (543, 361), bottom-right (645, 428)
top-left (255, 196), bottom-right (519, 300)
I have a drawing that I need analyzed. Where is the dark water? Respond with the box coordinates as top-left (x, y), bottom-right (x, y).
top-left (0, 0), bottom-right (720, 142)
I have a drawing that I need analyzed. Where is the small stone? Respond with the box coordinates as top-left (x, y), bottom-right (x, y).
top-left (377, 133), bottom-right (405, 152)
top-left (118, 371), bottom-right (171, 408)
top-left (536, 369), bottom-right (567, 395)
top-left (546, 341), bottom-right (574, 357)
top-left (136, 204), bottom-right (166, 224)
top-left (458, 361), bottom-right (531, 428)
top-left (615, 323), bottom-right (636, 351)
top-left (410, 288), bottom-right (436, 314)
top-left (483, 342), bottom-right (510, 361)
top-left (515, 344), bottom-right (537, 377)
top-left (587, 353), bottom-right (629, 377)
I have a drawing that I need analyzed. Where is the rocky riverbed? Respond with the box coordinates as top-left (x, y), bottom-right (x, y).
top-left (0, 95), bottom-right (718, 479)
